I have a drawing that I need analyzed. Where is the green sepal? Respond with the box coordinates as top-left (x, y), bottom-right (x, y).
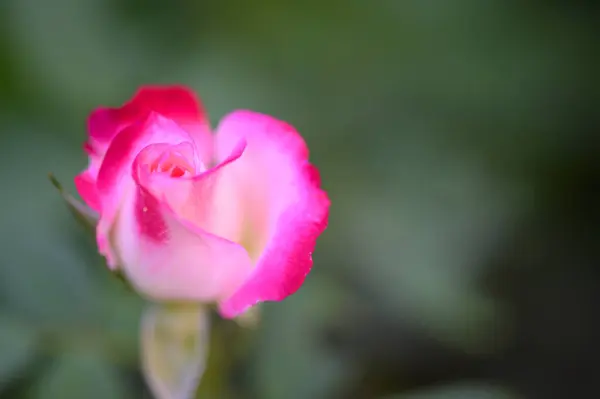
top-left (48, 173), bottom-right (98, 232)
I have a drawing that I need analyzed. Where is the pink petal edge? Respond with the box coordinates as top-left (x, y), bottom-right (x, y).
top-left (74, 170), bottom-right (101, 212)
top-left (87, 85), bottom-right (211, 158)
top-left (215, 110), bottom-right (330, 318)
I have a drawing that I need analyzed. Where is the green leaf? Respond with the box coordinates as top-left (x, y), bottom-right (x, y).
top-left (141, 303), bottom-right (210, 399)
top-left (0, 316), bottom-right (38, 389)
top-left (48, 173), bottom-right (98, 232)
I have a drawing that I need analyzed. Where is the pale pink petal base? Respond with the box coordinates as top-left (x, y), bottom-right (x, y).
top-left (112, 180), bottom-right (254, 302)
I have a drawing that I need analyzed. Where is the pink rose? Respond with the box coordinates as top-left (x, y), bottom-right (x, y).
top-left (74, 86), bottom-right (329, 317)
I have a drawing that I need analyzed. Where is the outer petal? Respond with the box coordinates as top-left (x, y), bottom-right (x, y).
top-left (87, 85), bottom-right (212, 163)
top-left (94, 113), bottom-right (196, 268)
top-left (110, 153), bottom-right (254, 302)
top-left (74, 169), bottom-right (101, 212)
top-left (214, 111), bottom-right (330, 318)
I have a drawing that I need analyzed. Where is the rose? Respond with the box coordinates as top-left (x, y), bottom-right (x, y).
top-left (74, 86), bottom-right (329, 317)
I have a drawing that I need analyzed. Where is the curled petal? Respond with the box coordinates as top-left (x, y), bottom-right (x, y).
top-left (111, 161), bottom-right (254, 301)
top-left (139, 139), bottom-right (248, 247)
top-left (95, 113), bottom-right (195, 268)
top-left (213, 111), bottom-right (330, 317)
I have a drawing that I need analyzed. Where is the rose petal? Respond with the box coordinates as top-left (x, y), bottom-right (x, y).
top-left (212, 111), bottom-right (330, 318)
top-left (94, 113), bottom-right (196, 268)
top-left (139, 139), bottom-right (248, 249)
top-left (87, 85), bottom-right (212, 163)
top-left (74, 170), bottom-right (101, 212)
top-left (110, 157), bottom-right (254, 301)
top-left (76, 86), bottom-right (212, 218)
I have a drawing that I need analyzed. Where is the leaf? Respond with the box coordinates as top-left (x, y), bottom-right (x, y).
top-left (0, 316), bottom-right (38, 388)
top-left (48, 173), bottom-right (98, 232)
top-left (141, 303), bottom-right (210, 399)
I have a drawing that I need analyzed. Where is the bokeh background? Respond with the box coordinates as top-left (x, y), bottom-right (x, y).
top-left (1, 1), bottom-right (599, 398)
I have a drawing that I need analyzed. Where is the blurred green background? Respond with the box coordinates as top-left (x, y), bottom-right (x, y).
top-left (0, 1), bottom-right (599, 398)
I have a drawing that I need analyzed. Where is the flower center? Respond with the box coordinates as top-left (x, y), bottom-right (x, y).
top-left (150, 150), bottom-right (195, 178)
